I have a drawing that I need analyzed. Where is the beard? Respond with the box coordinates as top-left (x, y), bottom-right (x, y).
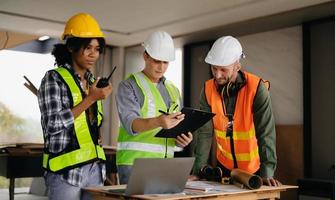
top-left (215, 75), bottom-right (231, 86)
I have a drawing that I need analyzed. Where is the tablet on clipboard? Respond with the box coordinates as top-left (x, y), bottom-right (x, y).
top-left (155, 107), bottom-right (215, 138)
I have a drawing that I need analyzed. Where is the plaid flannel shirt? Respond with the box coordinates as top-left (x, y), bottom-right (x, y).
top-left (38, 64), bottom-right (106, 186)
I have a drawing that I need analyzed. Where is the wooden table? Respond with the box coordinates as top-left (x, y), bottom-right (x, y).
top-left (0, 143), bottom-right (44, 200)
top-left (0, 143), bottom-right (117, 200)
top-left (85, 182), bottom-right (297, 200)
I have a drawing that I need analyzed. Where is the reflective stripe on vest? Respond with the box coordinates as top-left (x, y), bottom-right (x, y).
top-left (117, 72), bottom-right (181, 165)
top-left (43, 67), bottom-right (105, 172)
top-left (46, 144), bottom-right (106, 172)
top-left (205, 71), bottom-right (262, 173)
top-left (214, 129), bottom-right (256, 140)
top-left (97, 100), bottom-right (103, 127)
top-left (117, 142), bottom-right (174, 156)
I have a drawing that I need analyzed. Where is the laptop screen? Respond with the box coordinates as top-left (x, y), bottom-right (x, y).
top-left (123, 157), bottom-right (195, 195)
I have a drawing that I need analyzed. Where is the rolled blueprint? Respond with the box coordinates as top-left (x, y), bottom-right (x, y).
top-left (230, 169), bottom-right (263, 189)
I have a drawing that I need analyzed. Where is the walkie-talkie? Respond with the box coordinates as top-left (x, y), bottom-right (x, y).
top-left (96, 66), bottom-right (117, 88)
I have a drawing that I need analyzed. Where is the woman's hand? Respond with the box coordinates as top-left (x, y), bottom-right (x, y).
top-left (88, 77), bottom-right (113, 101)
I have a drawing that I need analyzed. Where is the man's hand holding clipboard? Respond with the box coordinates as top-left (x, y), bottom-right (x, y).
top-left (155, 107), bottom-right (216, 138)
top-left (156, 109), bottom-right (185, 130)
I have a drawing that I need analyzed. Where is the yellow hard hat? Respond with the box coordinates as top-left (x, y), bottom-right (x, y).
top-left (61, 13), bottom-right (104, 40)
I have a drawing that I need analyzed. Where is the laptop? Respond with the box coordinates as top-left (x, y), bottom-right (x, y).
top-left (109, 157), bottom-right (195, 196)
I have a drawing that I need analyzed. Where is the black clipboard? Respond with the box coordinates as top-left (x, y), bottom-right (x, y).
top-left (155, 107), bottom-right (216, 138)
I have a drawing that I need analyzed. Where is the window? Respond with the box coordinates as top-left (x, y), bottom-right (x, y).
top-left (165, 49), bottom-right (183, 95)
top-left (0, 50), bottom-right (54, 145)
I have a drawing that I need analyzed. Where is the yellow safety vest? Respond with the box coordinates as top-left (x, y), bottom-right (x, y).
top-left (117, 72), bottom-right (181, 165)
top-left (43, 67), bottom-right (105, 172)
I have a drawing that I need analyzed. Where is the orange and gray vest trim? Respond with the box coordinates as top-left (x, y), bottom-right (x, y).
top-left (205, 71), bottom-right (264, 173)
top-left (42, 67), bottom-right (105, 172)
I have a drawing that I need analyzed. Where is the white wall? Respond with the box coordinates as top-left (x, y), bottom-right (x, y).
top-left (98, 47), bottom-right (125, 147)
top-left (124, 47), bottom-right (144, 79)
top-left (239, 26), bottom-right (303, 124)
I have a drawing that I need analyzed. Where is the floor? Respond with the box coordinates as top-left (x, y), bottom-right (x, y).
top-left (0, 187), bottom-right (47, 200)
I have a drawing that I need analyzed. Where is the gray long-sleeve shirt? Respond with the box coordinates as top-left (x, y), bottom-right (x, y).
top-left (192, 71), bottom-right (277, 178)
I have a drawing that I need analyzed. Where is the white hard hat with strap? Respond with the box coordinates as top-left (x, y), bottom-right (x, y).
top-left (142, 31), bottom-right (175, 62)
top-left (205, 36), bottom-right (245, 67)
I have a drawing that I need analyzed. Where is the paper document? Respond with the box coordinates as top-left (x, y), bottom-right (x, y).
top-left (185, 181), bottom-right (247, 193)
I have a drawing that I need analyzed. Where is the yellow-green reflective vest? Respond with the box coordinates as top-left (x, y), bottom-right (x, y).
top-left (117, 72), bottom-right (181, 165)
top-left (43, 67), bottom-right (106, 172)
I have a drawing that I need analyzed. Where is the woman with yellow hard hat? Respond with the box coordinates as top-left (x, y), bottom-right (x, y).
top-left (38, 13), bottom-right (113, 200)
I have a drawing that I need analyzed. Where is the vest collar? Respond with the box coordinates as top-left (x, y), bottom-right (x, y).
top-left (63, 63), bottom-right (94, 85)
top-left (140, 71), bottom-right (167, 85)
top-left (216, 71), bottom-right (247, 95)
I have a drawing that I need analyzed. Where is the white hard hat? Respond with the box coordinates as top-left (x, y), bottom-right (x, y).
top-left (142, 31), bottom-right (175, 62)
top-left (205, 36), bottom-right (245, 67)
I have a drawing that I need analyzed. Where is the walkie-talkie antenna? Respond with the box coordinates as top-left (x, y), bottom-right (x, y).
top-left (107, 66), bottom-right (117, 81)
top-left (96, 66), bottom-right (117, 88)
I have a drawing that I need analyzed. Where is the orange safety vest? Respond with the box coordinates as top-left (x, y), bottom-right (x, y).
top-left (205, 71), bottom-right (266, 173)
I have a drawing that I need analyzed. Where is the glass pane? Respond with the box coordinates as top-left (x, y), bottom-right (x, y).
top-left (165, 48), bottom-right (183, 95)
top-left (0, 50), bottom-right (54, 145)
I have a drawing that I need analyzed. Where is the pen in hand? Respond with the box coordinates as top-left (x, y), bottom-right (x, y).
top-left (159, 109), bottom-right (184, 120)
top-left (160, 104), bottom-right (179, 115)
top-left (171, 104), bottom-right (179, 112)
top-left (157, 109), bottom-right (185, 129)
top-left (159, 110), bottom-right (169, 115)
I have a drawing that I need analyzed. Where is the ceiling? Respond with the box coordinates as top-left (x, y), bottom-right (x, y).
top-left (0, 31), bottom-right (37, 49)
top-left (0, 0), bottom-right (333, 47)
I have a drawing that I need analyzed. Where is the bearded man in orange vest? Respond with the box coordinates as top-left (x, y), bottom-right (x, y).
top-left (191, 36), bottom-right (281, 186)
